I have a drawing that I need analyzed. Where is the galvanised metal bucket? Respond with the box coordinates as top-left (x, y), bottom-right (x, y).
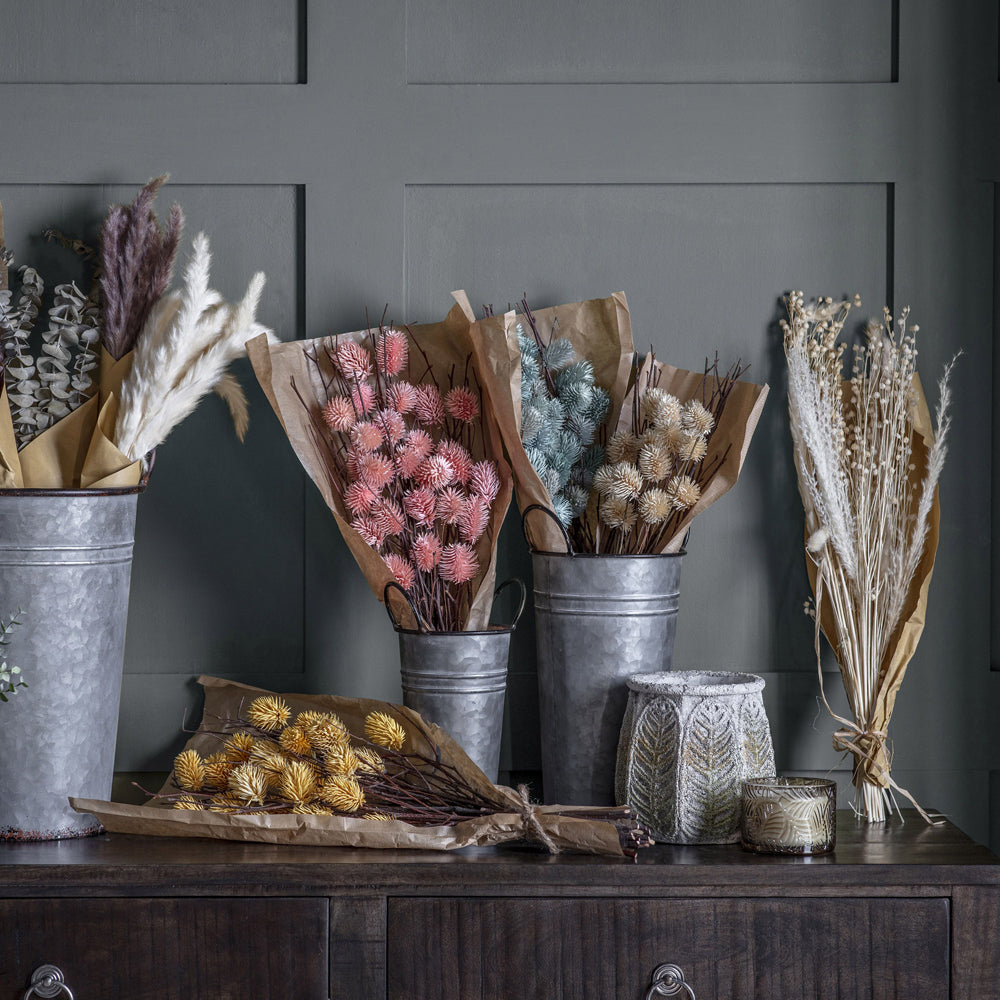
top-left (387, 579), bottom-right (525, 782)
top-left (526, 508), bottom-right (684, 805)
top-left (0, 488), bottom-right (141, 840)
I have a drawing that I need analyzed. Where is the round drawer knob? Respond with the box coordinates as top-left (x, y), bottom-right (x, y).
top-left (23, 964), bottom-right (74, 1000)
top-left (645, 963), bottom-right (696, 999)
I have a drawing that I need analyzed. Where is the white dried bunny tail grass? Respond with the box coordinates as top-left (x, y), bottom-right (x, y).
top-left (114, 233), bottom-right (273, 462)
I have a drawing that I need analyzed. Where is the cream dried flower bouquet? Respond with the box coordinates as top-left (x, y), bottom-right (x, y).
top-left (0, 177), bottom-right (271, 488)
top-left (782, 292), bottom-right (954, 823)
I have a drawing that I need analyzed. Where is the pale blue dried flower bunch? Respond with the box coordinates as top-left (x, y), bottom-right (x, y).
top-left (518, 302), bottom-right (610, 525)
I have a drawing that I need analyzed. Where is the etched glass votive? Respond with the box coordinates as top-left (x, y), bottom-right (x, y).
top-left (740, 777), bottom-right (836, 855)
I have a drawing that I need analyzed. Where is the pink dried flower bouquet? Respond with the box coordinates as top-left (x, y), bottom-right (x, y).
top-left (249, 305), bottom-right (513, 633)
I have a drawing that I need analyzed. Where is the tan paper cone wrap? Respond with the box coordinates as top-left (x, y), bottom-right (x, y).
top-left (804, 375), bottom-right (939, 793)
top-left (463, 291), bottom-right (635, 553)
top-left (248, 304), bottom-right (513, 631)
top-left (0, 348), bottom-right (141, 489)
top-left (72, 676), bottom-right (629, 856)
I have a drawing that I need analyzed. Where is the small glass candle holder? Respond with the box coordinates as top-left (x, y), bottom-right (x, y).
top-left (740, 777), bottom-right (837, 855)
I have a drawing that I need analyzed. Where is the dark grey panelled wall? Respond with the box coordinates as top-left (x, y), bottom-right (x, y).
top-left (1, 1), bottom-right (998, 848)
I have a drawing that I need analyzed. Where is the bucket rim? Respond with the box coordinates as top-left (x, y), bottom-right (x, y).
top-left (392, 623), bottom-right (516, 638)
top-left (626, 669), bottom-right (764, 695)
top-left (529, 548), bottom-right (686, 560)
top-left (0, 484), bottom-right (147, 498)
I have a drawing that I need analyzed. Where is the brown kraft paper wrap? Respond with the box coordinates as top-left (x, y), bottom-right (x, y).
top-left (247, 304), bottom-right (513, 631)
top-left (460, 290), bottom-right (634, 553)
top-left (71, 676), bottom-right (630, 857)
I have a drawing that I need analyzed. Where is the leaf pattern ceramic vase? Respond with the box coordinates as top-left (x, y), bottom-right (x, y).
top-left (615, 671), bottom-right (775, 844)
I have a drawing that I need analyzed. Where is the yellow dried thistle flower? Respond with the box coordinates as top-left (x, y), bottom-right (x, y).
top-left (606, 430), bottom-right (639, 464)
top-left (224, 731), bottom-right (255, 762)
top-left (294, 710), bottom-right (326, 730)
top-left (319, 775), bottom-right (366, 813)
top-left (637, 441), bottom-right (673, 483)
top-left (355, 746), bottom-right (386, 775)
top-left (325, 743), bottom-right (361, 777)
top-left (293, 803), bottom-right (333, 816)
top-left (280, 759), bottom-right (318, 804)
top-left (308, 717), bottom-right (350, 753)
top-left (365, 811), bottom-right (395, 821)
top-left (599, 496), bottom-right (637, 533)
top-left (203, 758), bottom-right (235, 789)
top-left (228, 763), bottom-right (270, 805)
top-left (211, 792), bottom-right (244, 809)
top-left (246, 695), bottom-right (292, 733)
top-left (172, 796), bottom-right (204, 810)
top-left (668, 474), bottom-right (702, 510)
top-left (637, 488), bottom-right (674, 526)
top-left (279, 725), bottom-right (313, 757)
top-left (365, 711), bottom-right (407, 751)
top-left (173, 749), bottom-right (206, 792)
top-left (681, 398), bottom-right (714, 437)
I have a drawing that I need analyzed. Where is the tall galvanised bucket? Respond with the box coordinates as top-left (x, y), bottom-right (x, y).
top-left (387, 580), bottom-right (525, 783)
top-left (532, 551), bottom-right (684, 806)
top-left (0, 489), bottom-right (140, 840)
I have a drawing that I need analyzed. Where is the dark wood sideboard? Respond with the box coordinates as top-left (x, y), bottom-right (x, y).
top-left (0, 810), bottom-right (996, 999)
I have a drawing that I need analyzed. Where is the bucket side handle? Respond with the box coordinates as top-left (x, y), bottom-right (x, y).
top-left (492, 577), bottom-right (527, 630)
top-left (383, 581), bottom-right (430, 633)
top-left (521, 504), bottom-right (574, 555)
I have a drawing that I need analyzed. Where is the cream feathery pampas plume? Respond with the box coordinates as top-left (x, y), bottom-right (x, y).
top-left (114, 233), bottom-right (274, 462)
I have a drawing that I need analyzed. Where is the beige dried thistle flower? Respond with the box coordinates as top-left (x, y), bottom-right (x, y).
top-left (592, 464), bottom-right (616, 498)
top-left (643, 388), bottom-right (682, 428)
top-left (600, 496), bottom-right (637, 533)
top-left (279, 724), bottom-right (313, 757)
top-left (668, 474), bottom-right (702, 510)
top-left (681, 398), bottom-right (714, 437)
top-left (246, 695), bottom-right (292, 732)
top-left (637, 488), bottom-right (674, 525)
top-left (365, 711), bottom-right (407, 751)
top-left (355, 746), bottom-right (386, 775)
top-left (325, 743), bottom-right (361, 777)
top-left (319, 775), bottom-right (366, 813)
top-left (173, 749), bottom-right (206, 792)
top-left (224, 731), bottom-right (255, 762)
top-left (637, 440), bottom-right (673, 483)
top-left (280, 759), bottom-right (318, 804)
top-left (172, 796), bottom-right (203, 810)
top-left (606, 430), bottom-right (639, 464)
top-left (606, 461), bottom-right (643, 501)
top-left (228, 763), bottom-right (270, 805)
top-left (678, 432), bottom-right (708, 464)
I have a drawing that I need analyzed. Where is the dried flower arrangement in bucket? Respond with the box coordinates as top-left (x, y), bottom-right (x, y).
top-left (464, 291), bottom-right (769, 804)
top-left (782, 292), bottom-right (953, 823)
top-left (0, 179), bottom-right (272, 839)
top-left (71, 676), bottom-right (654, 859)
top-left (248, 305), bottom-right (518, 779)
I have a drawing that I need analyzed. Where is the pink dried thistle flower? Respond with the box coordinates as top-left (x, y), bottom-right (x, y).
top-left (350, 381), bottom-right (376, 416)
top-left (372, 498), bottom-right (406, 537)
top-left (440, 542), bottom-right (479, 584)
top-left (321, 396), bottom-right (356, 433)
top-left (352, 513), bottom-right (385, 549)
top-left (458, 494), bottom-right (490, 544)
top-left (376, 408), bottom-right (407, 446)
top-left (351, 420), bottom-right (384, 452)
top-left (334, 341), bottom-right (373, 381)
top-left (413, 384), bottom-right (445, 427)
top-left (412, 531), bottom-right (443, 572)
top-left (384, 553), bottom-right (416, 591)
top-left (415, 453), bottom-right (455, 491)
top-left (403, 486), bottom-right (438, 526)
top-left (444, 385), bottom-right (479, 423)
top-left (435, 486), bottom-right (465, 524)
top-left (375, 328), bottom-right (409, 377)
top-left (469, 460), bottom-right (500, 504)
top-left (359, 453), bottom-right (395, 491)
top-left (344, 481), bottom-right (378, 515)
top-left (345, 446), bottom-right (364, 479)
top-left (387, 380), bottom-right (418, 414)
top-left (436, 439), bottom-right (473, 484)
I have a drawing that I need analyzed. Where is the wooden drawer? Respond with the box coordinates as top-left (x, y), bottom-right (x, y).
top-left (0, 898), bottom-right (328, 1000)
top-left (387, 896), bottom-right (950, 1000)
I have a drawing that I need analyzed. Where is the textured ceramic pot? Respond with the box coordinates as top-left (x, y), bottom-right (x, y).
top-left (616, 670), bottom-right (775, 844)
top-left (0, 489), bottom-right (141, 840)
top-left (532, 551), bottom-right (684, 806)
